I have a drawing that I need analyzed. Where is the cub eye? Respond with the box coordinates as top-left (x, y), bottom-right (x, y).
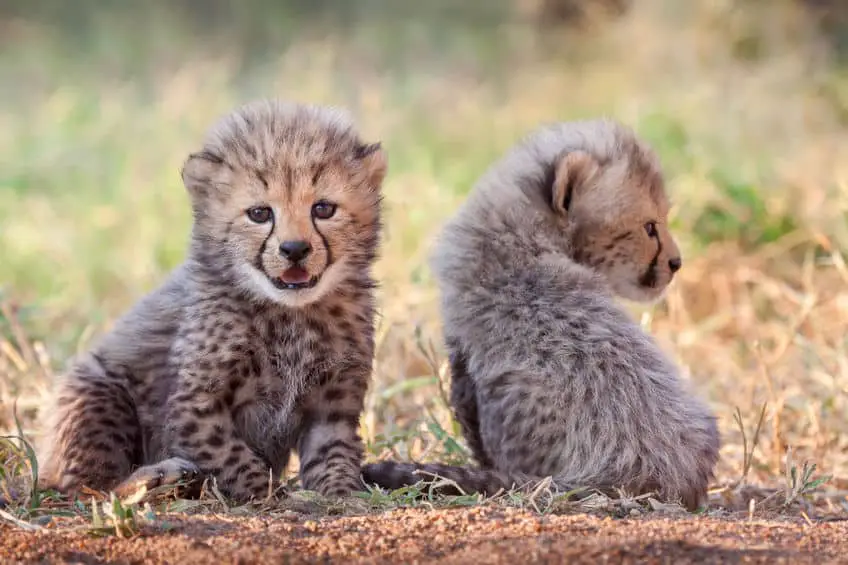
top-left (644, 221), bottom-right (658, 237)
top-left (311, 201), bottom-right (337, 220)
top-left (246, 206), bottom-right (273, 224)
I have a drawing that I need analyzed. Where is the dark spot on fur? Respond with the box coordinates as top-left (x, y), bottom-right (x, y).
top-left (108, 432), bottom-right (127, 445)
top-left (102, 461), bottom-right (120, 474)
top-left (249, 353), bottom-right (261, 377)
top-left (324, 388), bottom-right (344, 402)
top-left (612, 230), bottom-right (633, 242)
top-left (326, 411), bottom-right (357, 426)
top-left (171, 393), bottom-right (194, 405)
top-left (317, 440), bottom-right (353, 461)
top-left (299, 458), bottom-right (321, 477)
top-left (233, 463), bottom-right (252, 477)
top-left (180, 421), bottom-right (200, 437)
top-left (336, 321), bottom-right (353, 338)
top-left (92, 441), bottom-right (113, 452)
top-left (179, 439), bottom-right (202, 450)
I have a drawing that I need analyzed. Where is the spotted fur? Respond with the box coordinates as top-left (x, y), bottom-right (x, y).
top-left (37, 99), bottom-right (386, 502)
top-left (362, 119), bottom-right (720, 510)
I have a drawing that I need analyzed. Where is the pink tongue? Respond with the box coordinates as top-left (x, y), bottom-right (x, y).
top-left (281, 266), bottom-right (310, 284)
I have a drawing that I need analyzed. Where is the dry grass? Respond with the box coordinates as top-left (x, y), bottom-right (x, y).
top-left (1, 0), bottom-right (847, 529)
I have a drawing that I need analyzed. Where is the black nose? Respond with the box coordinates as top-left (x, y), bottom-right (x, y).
top-left (279, 240), bottom-right (312, 263)
top-left (668, 257), bottom-right (682, 273)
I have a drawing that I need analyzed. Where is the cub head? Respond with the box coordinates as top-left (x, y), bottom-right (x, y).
top-left (549, 123), bottom-right (681, 302)
top-left (181, 99), bottom-right (386, 308)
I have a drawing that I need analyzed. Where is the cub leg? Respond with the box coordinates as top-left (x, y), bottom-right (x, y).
top-left (446, 339), bottom-right (493, 468)
top-left (297, 372), bottom-right (367, 497)
top-left (165, 372), bottom-right (278, 503)
top-left (39, 354), bottom-right (143, 495)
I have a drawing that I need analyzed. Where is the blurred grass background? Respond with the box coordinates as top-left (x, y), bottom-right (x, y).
top-left (1, 0), bottom-right (847, 496)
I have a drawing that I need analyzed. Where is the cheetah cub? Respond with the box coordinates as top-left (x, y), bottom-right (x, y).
top-left (38, 99), bottom-right (386, 502)
top-left (363, 119), bottom-right (720, 510)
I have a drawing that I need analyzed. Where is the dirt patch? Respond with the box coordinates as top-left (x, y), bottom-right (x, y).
top-left (2, 507), bottom-right (847, 564)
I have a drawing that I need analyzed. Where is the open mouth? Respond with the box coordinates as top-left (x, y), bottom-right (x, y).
top-left (270, 266), bottom-right (320, 291)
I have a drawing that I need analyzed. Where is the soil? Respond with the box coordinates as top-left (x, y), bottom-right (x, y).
top-left (2, 506), bottom-right (847, 564)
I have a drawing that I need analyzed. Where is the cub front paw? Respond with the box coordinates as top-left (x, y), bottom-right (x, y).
top-left (113, 457), bottom-right (204, 499)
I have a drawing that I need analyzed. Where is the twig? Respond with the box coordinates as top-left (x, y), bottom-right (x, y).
top-left (0, 508), bottom-right (41, 531)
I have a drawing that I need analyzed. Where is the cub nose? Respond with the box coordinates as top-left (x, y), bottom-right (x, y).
top-left (668, 257), bottom-right (682, 273)
top-left (279, 240), bottom-right (312, 263)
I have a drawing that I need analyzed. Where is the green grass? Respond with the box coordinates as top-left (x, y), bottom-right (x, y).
top-left (1, 0), bottom-right (848, 529)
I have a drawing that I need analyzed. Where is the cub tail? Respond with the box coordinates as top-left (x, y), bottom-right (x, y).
top-left (361, 461), bottom-right (563, 498)
top-left (362, 460), bottom-right (710, 511)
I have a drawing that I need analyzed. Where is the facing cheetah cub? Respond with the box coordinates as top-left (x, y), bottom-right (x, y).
top-left (363, 119), bottom-right (720, 510)
top-left (38, 99), bottom-right (386, 502)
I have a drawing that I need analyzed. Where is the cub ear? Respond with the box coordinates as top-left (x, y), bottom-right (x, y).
top-left (181, 150), bottom-right (225, 199)
top-left (354, 142), bottom-right (387, 188)
top-left (551, 150), bottom-right (600, 217)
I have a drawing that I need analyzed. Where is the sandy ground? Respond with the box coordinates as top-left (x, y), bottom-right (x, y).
top-left (2, 506), bottom-right (848, 564)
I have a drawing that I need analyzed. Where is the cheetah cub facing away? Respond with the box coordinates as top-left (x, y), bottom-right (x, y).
top-left (38, 100), bottom-right (386, 502)
top-left (363, 120), bottom-right (720, 510)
